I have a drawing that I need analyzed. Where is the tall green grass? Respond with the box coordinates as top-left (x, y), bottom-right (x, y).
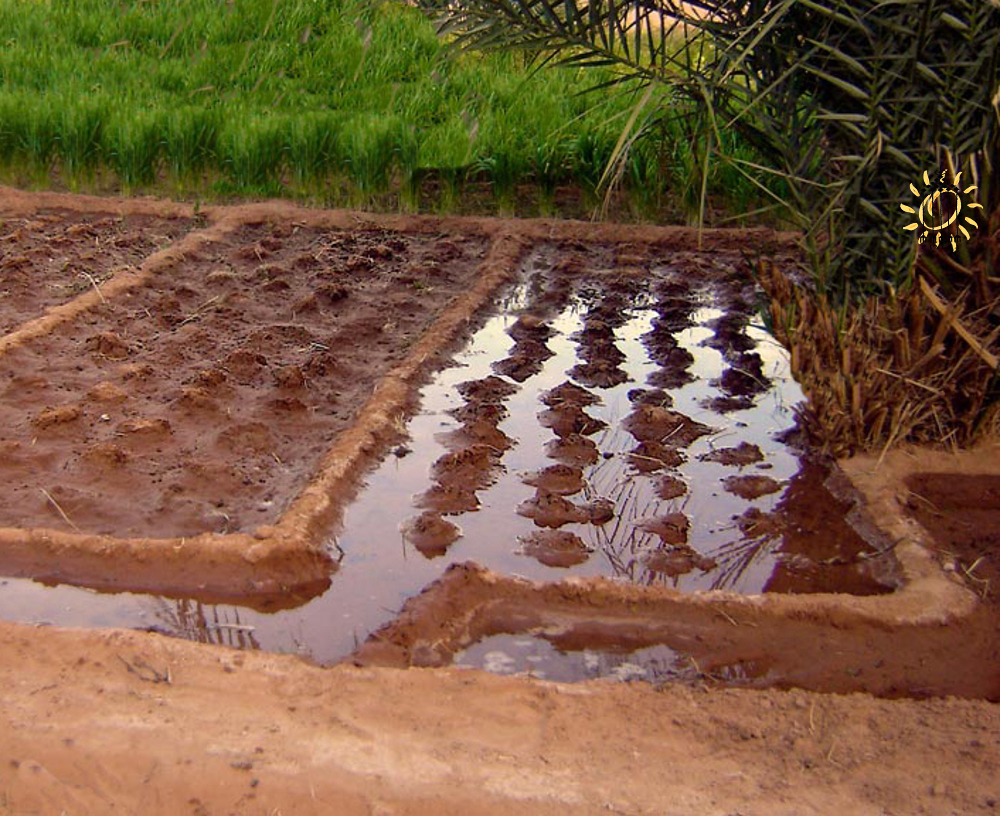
top-left (0, 0), bottom-right (768, 218)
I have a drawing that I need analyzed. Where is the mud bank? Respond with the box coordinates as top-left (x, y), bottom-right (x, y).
top-left (355, 440), bottom-right (1000, 699)
top-left (1, 616), bottom-right (999, 815)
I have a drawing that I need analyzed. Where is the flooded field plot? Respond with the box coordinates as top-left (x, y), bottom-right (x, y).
top-left (386, 242), bottom-right (892, 597)
top-left (0, 194), bottom-right (993, 695)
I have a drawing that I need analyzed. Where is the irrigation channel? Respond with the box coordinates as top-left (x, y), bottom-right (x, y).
top-left (0, 241), bottom-right (896, 682)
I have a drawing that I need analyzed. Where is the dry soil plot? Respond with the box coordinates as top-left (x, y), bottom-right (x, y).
top-left (0, 221), bottom-right (486, 537)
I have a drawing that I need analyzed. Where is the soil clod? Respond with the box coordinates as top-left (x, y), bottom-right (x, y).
top-left (432, 445), bottom-right (502, 490)
top-left (517, 491), bottom-right (590, 528)
top-left (493, 339), bottom-right (553, 382)
top-left (734, 507), bottom-right (782, 540)
top-left (400, 511), bottom-right (462, 558)
top-left (627, 388), bottom-right (673, 407)
top-left (624, 405), bottom-right (713, 447)
top-left (540, 381), bottom-right (600, 408)
top-left (723, 475), bottom-right (784, 500)
top-left (628, 441), bottom-right (685, 473)
top-left (415, 485), bottom-right (481, 516)
top-left (639, 513), bottom-right (691, 546)
top-left (545, 434), bottom-right (600, 467)
top-left (33, 405), bottom-right (82, 428)
top-left (656, 474), bottom-right (688, 500)
top-left (456, 376), bottom-right (519, 403)
top-left (538, 406), bottom-right (607, 438)
top-left (701, 443), bottom-right (764, 467)
top-left (87, 332), bottom-right (132, 359)
top-left (586, 498), bottom-right (615, 525)
top-left (521, 464), bottom-right (585, 496)
top-left (518, 530), bottom-right (591, 568)
top-left (646, 547), bottom-right (717, 577)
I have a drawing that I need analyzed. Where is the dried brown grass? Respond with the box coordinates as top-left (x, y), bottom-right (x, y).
top-left (758, 255), bottom-right (1000, 458)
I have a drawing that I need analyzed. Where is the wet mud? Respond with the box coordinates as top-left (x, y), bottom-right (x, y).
top-left (723, 474), bottom-right (783, 499)
top-left (517, 530), bottom-right (592, 568)
top-left (348, 242), bottom-right (912, 684)
top-left (521, 464), bottom-right (586, 496)
top-left (5, 194), bottom-right (968, 694)
top-left (358, 561), bottom-right (1000, 700)
top-left (0, 210), bottom-right (193, 335)
top-left (701, 442), bottom-right (764, 466)
top-left (0, 223), bottom-right (486, 537)
top-left (400, 511), bottom-right (463, 558)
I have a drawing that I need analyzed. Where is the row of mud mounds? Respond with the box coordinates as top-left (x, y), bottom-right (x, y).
top-left (398, 241), bottom-right (891, 597)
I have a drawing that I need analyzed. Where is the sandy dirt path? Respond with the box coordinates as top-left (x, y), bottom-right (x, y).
top-left (0, 618), bottom-right (997, 815)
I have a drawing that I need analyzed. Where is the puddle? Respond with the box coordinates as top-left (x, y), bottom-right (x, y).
top-left (0, 248), bottom-right (895, 672)
top-left (453, 632), bottom-right (772, 686)
top-left (454, 633), bottom-right (694, 683)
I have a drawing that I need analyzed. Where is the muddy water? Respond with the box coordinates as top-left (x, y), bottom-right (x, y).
top-left (0, 272), bottom-right (890, 676)
top-left (454, 633), bottom-right (692, 684)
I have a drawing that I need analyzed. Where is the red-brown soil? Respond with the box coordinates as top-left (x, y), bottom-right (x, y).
top-left (355, 552), bottom-right (1000, 700)
top-left (628, 440), bottom-right (686, 472)
top-left (517, 491), bottom-right (592, 528)
top-left (639, 512), bottom-right (691, 546)
top-left (400, 511), bottom-right (463, 558)
top-left (646, 545), bottom-right (717, 576)
top-left (905, 472), bottom-right (1000, 604)
top-left (544, 433), bottom-right (601, 467)
top-left (521, 464), bottom-right (586, 496)
top-left (623, 404), bottom-right (714, 447)
top-left (517, 529), bottom-right (592, 568)
top-left (0, 222), bottom-right (486, 538)
top-left (0, 210), bottom-right (192, 335)
top-left (724, 474), bottom-right (784, 499)
top-left (2, 618), bottom-right (998, 816)
top-left (656, 473), bottom-right (688, 500)
top-left (701, 441), bottom-right (765, 466)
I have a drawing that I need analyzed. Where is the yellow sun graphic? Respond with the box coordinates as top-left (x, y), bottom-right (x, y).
top-left (902, 169), bottom-right (983, 251)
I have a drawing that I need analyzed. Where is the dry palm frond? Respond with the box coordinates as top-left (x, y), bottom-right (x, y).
top-left (758, 258), bottom-right (1000, 456)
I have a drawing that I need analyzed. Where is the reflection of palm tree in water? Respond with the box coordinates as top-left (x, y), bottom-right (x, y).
top-left (707, 521), bottom-right (780, 591)
top-left (147, 597), bottom-right (261, 651)
top-left (706, 459), bottom-right (883, 594)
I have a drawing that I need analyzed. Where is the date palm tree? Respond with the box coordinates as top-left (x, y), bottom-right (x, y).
top-left (420, 0), bottom-right (997, 295)
top-left (419, 0), bottom-right (1000, 450)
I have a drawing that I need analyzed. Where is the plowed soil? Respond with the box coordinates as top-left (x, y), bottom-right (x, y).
top-left (0, 210), bottom-right (192, 334)
top-left (0, 221), bottom-right (485, 537)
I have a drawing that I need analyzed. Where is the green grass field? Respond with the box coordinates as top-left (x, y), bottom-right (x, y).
top-left (0, 0), bottom-right (760, 218)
